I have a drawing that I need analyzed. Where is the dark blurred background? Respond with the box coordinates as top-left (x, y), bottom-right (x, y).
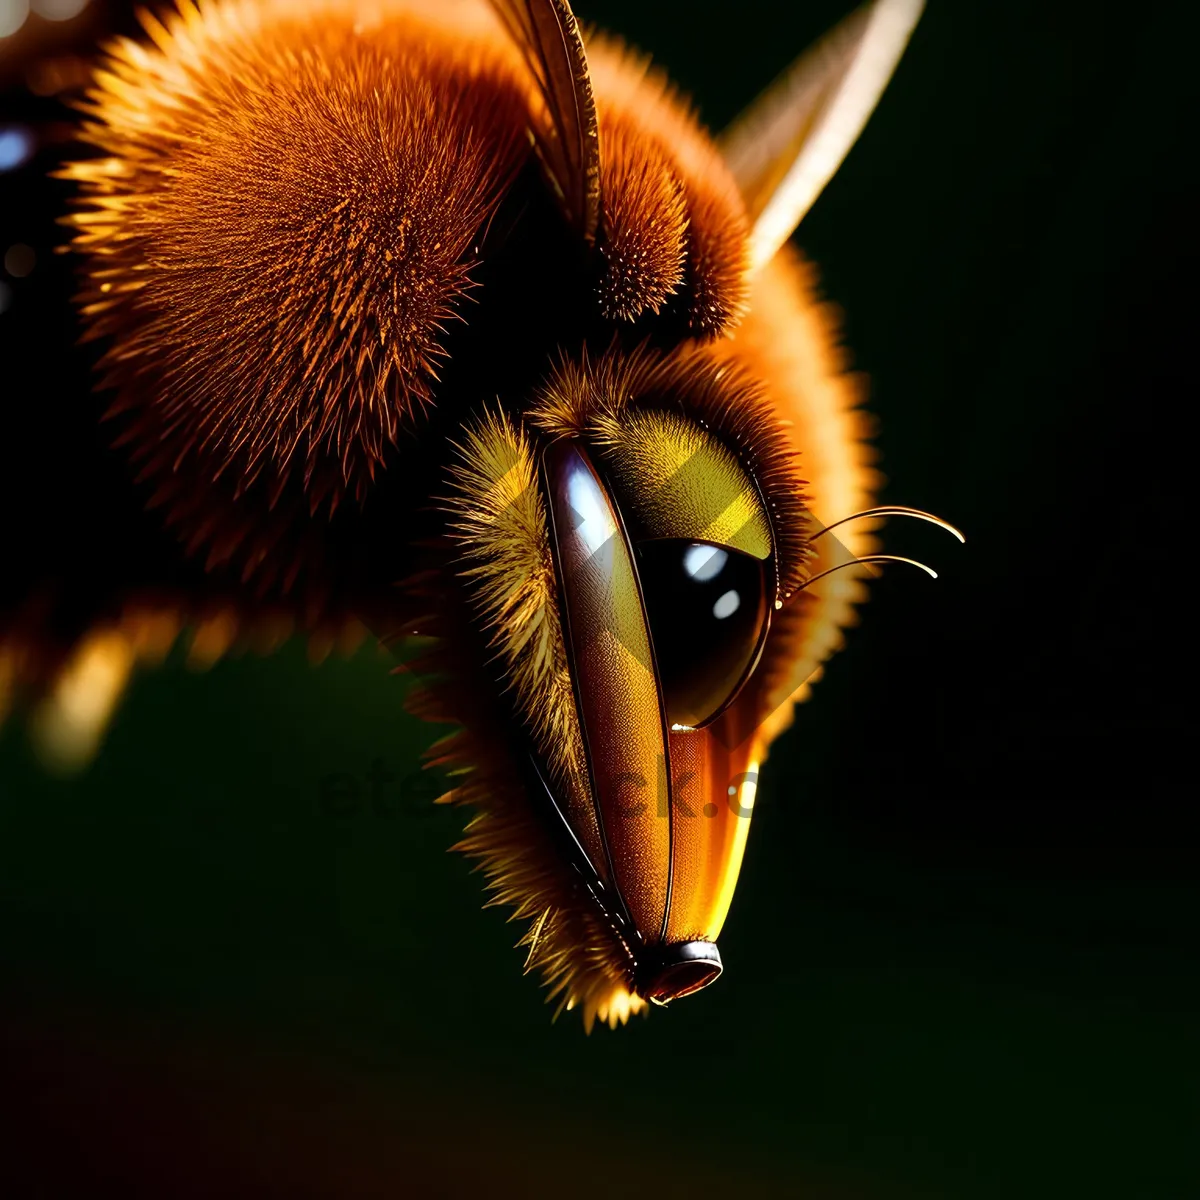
top-left (1, 1), bottom-right (1197, 1197)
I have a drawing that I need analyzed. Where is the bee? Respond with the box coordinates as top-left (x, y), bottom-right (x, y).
top-left (0, 0), bottom-right (961, 1029)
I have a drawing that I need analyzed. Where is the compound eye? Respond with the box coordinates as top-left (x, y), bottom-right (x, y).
top-left (636, 539), bottom-right (769, 729)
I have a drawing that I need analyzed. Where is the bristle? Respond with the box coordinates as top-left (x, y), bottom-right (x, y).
top-left (595, 111), bottom-right (688, 322)
top-left (448, 769), bottom-right (647, 1031)
top-left (399, 558), bottom-right (644, 1030)
top-left (441, 411), bottom-right (609, 906)
top-left (588, 36), bottom-right (751, 337)
top-left (63, 0), bottom-right (531, 582)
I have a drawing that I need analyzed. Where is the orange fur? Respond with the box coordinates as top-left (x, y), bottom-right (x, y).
top-left (66, 0), bottom-right (531, 579)
top-left (719, 245), bottom-right (880, 742)
top-left (595, 110), bottom-right (688, 322)
top-left (588, 36), bottom-right (751, 336)
top-left (400, 536), bottom-right (644, 1031)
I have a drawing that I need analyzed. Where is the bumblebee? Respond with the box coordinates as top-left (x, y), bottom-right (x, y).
top-left (0, 0), bottom-right (960, 1029)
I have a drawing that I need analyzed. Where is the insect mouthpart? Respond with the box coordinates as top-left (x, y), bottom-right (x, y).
top-left (525, 750), bottom-right (723, 1006)
top-left (638, 942), bottom-right (725, 1006)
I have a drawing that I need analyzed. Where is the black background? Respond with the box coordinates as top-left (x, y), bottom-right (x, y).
top-left (2, 2), bottom-right (1197, 1197)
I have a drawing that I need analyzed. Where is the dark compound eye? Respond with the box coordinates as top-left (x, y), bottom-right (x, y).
top-left (636, 539), bottom-right (769, 729)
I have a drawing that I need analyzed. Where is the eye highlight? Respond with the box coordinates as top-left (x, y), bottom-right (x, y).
top-left (682, 543), bottom-right (727, 582)
top-left (712, 589), bottom-right (741, 620)
top-left (636, 539), bottom-right (769, 730)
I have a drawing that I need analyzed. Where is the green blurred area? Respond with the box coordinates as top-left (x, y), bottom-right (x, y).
top-left (3, 639), bottom-right (1196, 1199)
top-left (2, 1), bottom-right (1197, 1198)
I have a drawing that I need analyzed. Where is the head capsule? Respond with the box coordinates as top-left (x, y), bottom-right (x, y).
top-left (439, 347), bottom-right (815, 1026)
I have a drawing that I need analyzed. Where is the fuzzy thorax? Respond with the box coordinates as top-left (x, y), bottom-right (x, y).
top-left (65, 0), bottom-right (531, 578)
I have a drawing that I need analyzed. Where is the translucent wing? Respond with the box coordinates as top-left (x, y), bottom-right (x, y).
top-left (488, 0), bottom-right (601, 243)
top-left (720, 0), bottom-right (925, 272)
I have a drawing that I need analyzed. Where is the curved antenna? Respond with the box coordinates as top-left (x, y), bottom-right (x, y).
top-left (799, 553), bottom-right (938, 593)
top-left (813, 505), bottom-right (966, 543)
top-left (720, 0), bottom-right (925, 273)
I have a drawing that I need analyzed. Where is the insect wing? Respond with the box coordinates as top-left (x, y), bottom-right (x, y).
top-left (488, 0), bottom-right (601, 243)
top-left (720, 0), bottom-right (925, 271)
